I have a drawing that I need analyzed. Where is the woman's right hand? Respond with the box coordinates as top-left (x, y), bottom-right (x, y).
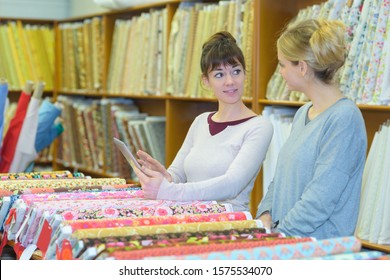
top-left (137, 150), bottom-right (172, 182)
top-left (258, 211), bottom-right (272, 231)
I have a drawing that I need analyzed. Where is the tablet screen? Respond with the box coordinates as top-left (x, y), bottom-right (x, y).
top-left (113, 137), bottom-right (143, 172)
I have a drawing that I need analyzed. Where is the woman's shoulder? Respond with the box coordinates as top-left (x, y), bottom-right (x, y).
top-left (330, 98), bottom-right (363, 120)
top-left (245, 115), bottom-right (274, 134)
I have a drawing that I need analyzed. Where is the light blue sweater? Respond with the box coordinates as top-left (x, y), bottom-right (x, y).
top-left (257, 98), bottom-right (367, 239)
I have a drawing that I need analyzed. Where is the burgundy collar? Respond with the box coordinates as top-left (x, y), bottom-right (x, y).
top-left (207, 112), bottom-right (256, 136)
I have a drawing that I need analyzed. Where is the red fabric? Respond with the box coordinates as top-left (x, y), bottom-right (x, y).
top-left (108, 237), bottom-right (314, 260)
top-left (0, 92), bottom-right (31, 172)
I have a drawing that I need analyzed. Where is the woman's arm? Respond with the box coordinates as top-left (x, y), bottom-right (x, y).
top-left (157, 119), bottom-right (273, 201)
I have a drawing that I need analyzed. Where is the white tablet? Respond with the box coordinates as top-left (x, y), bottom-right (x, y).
top-left (113, 137), bottom-right (143, 172)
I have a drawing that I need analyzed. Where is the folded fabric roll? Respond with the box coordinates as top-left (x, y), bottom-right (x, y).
top-left (145, 236), bottom-right (362, 260)
top-left (0, 82), bottom-right (8, 146)
top-left (72, 220), bottom-right (262, 240)
top-left (304, 250), bottom-right (384, 260)
top-left (35, 100), bottom-right (63, 152)
top-left (106, 236), bottom-right (314, 260)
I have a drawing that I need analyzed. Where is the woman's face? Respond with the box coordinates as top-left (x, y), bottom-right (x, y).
top-left (277, 52), bottom-right (304, 92)
top-left (203, 61), bottom-right (245, 104)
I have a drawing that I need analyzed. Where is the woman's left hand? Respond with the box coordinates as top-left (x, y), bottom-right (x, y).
top-left (133, 165), bottom-right (164, 199)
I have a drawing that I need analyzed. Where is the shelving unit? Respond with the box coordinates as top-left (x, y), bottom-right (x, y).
top-left (2, 0), bottom-right (389, 253)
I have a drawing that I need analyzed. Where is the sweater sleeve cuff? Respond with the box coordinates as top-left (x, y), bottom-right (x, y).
top-left (256, 205), bottom-right (272, 219)
top-left (156, 178), bottom-right (175, 200)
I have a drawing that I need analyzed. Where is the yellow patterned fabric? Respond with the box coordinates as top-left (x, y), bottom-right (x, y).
top-left (72, 220), bottom-right (262, 239)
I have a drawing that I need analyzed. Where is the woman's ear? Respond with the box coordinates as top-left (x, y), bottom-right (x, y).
top-left (202, 75), bottom-right (210, 88)
top-left (298, 60), bottom-right (308, 77)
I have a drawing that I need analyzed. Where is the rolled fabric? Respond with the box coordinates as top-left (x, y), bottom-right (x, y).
top-left (145, 236), bottom-right (362, 260)
top-left (106, 237), bottom-right (314, 260)
top-left (65, 211), bottom-right (251, 231)
top-left (304, 250), bottom-right (384, 260)
top-left (19, 188), bottom-right (144, 205)
top-left (72, 220), bottom-right (263, 240)
top-left (34, 100), bottom-right (63, 152)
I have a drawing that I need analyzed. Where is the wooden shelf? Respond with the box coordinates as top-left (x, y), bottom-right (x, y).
top-left (259, 99), bottom-right (390, 111)
top-left (104, 93), bottom-right (170, 100)
top-left (54, 161), bottom-right (138, 185)
top-left (361, 240), bottom-right (390, 254)
top-left (56, 90), bottom-right (104, 97)
top-left (259, 99), bottom-right (305, 107)
top-left (55, 161), bottom-right (110, 178)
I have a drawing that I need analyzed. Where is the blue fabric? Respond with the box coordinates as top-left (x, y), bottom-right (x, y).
top-left (0, 83), bottom-right (9, 145)
top-left (35, 100), bottom-right (62, 152)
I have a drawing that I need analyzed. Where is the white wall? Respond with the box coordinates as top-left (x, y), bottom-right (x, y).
top-left (70, 0), bottom-right (110, 18)
top-left (0, 0), bottom-right (69, 19)
top-left (0, 0), bottom-right (111, 20)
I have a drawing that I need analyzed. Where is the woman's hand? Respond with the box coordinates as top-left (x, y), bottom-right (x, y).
top-left (133, 165), bottom-right (164, 199)
top-left (137, 150), bottom-right (172, 182)
top-left (258, 211), bottom-right (272, 231)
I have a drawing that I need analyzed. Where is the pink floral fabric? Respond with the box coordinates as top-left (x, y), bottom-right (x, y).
top-left (65, 211), bottom-right (251, 231)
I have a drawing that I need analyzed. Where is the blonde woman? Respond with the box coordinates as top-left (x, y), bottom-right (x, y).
top-left (257, 19), bottom-right (367, 239)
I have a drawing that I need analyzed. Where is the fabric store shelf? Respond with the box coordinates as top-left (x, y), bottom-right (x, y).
top-left (104, 93), bottom-right (170, 100)
top-left (55, 161), bottom-right (138, 185)
top-left (56, 90), bottom-right (104, 97)
top-left (361, 240), bottom-right (390, 253)
top-left (258, 99), bottom-right (305, 107)
top-left (259, 99), bottom-right (390, 111)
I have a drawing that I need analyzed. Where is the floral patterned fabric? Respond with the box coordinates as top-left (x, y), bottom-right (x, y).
top-left (0, 178), bottom-right (127, 198)
top-left (65, 211), bottom-right (251, 231)
top-left (0, 183), bottom-right (138, 197)
top-left (17, 199), bottom-right (229, 247)
top-left (0, 170), bottom-right (81, 180)
top-left (19, 188), bottom-right (144, 206)
top-left (72, 228), bottom-right (272, 259)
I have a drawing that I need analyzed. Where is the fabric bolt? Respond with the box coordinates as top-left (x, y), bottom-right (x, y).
top-left (376, 254), bottom-right (390, 260)
top-left (368, 124), bottom-right (390, 244)
top-left (361, 0), bottom-right (387, 104)
top-left (34, 100), bottom-right (63, 152)
top-left (257, 99), bottom-right (367, 239)
top-left (106, 237), bottom-right (314, 260)
top-left (58, 202), bottom-right (231, 222)
top-left (0, 183), bottom-right (135, 197)
top-left (0, 177), bottom-right (126, 190)
top-left (353, 0), bottom-right (380, 103)
top-left (80, 227), bottom-right (272, 250)
top-left (0, 91), bottom-right (31, 173)
top-left (3, 199), bottom-right (27, 241)
top-left (9, 97), bottom-right (41, 173)
top-left (64, 211), bottom-right (251, 231)
top-left (19, 189), bottom-right (145, 206)
top-left (71, 228), bottom-right (275, 259)
top-left (103, 233), bottom-right (287, 251)
top-left (0, 83), bottom-right (8, 147)
top-left (305, 250), bottom-right (384, 260)
top-left (0, 196), bottom-right (12, 231)
top-left (366, 0), bottom-right (390, 103)
top-left (356, 123), bottom-right (390, 244)
top-left (72, 220), bottom-right (262, 240)
top-left (340, 0), bottom-right (369, 100)
top-left (0, 170), bottom-right (78, 180)
top-left (146, 236), bottom-right (361, 260)
top-left (376, 1), bottom-right (390, 104)
top-left (18, 199), bottom-right (229, 246)
top-left (161, 112), bottom-right (273, 212)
